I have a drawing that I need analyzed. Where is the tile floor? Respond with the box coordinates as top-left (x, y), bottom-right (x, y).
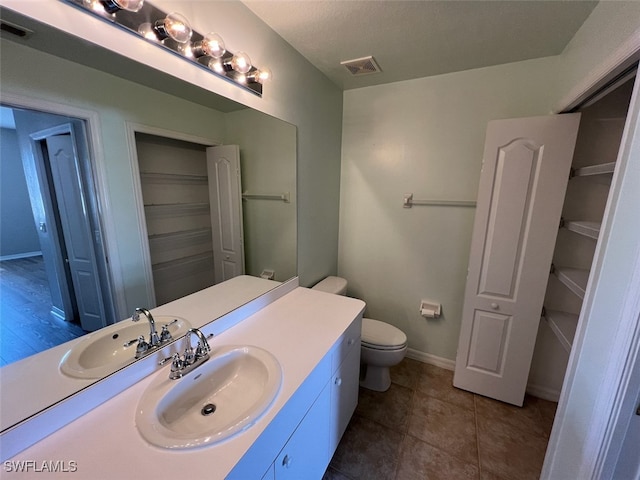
top-left (324, 358), bottom-right (557, 480)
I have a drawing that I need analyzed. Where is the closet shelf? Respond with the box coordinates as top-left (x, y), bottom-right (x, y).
top-left (571, 162), bottom-right (616, 177)
top-left (140, 172), bottom-right (208, 185)
top-left (553, 266), bottom-right (590, 299)
top-left (563, 220), bottom-right (601, 239)
top-left (543, 309), bottom-right (579, 353)
top-left (144, 202), bottom-right (210, 218)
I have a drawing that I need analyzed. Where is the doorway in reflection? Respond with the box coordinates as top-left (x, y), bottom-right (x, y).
top-left (135, 131), bottom-right (245, 306)
top-left (0, 105), bottom-right (113, 365)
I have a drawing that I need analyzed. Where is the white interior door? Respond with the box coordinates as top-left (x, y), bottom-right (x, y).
top-left (207, 145), bottom-right (245, 283)
top-left (453, 114), bottom-right (581, 406)
top-left (45, 133), bottom-right (106, 331)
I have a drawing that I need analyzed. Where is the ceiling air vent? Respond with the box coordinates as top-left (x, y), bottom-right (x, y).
top-left (340, 56), bottom-right (382, 76)
top-left (0, 20), bottom-right (33, 39)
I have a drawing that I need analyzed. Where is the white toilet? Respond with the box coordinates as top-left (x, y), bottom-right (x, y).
top-left (312, 276), bottom-right (407, 392)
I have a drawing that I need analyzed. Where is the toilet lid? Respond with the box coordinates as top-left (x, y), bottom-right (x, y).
top-left (361, 318), bottom-right (407, 348)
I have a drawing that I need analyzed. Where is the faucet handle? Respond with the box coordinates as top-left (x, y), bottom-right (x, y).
top-left (135, 335), bottom-right (149, 357)
top-left (195, 341), bottom-right (210, 359)
top-left (159, 325), bottom-right (173, 343)
top-left (170, 353), bottom-right (183, 376)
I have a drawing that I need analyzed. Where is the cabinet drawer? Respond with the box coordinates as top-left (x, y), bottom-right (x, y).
top-left (332, 315), bottom-right (362, 373)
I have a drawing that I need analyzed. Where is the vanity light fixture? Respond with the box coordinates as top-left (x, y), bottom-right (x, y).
top-left (208, 59), bottom-right (225, 74)
top-left (192, 32), bottom-right (226, 59)
top-left (151, 12), bottom-right (192, 43)
top-left (228, 51), bottom-right (252, 74)
top-left (65, 0), bottom-right (270, 96)
top-left (99, 0), bottom-right (144, 14)
top-left (247, 67), bottom-right (272, 84)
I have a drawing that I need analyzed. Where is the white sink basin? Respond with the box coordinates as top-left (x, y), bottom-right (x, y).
top-left (60, 316), bottom-right (191, 379)
top-left (135, 345), bottom-right (282, 450)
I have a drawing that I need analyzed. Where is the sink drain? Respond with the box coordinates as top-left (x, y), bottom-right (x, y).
top-left (201, 403), bottom-right (216, 416)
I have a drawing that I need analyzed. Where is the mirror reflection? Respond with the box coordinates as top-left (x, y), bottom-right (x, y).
top-left (0, 7), bottom-right (296, 432)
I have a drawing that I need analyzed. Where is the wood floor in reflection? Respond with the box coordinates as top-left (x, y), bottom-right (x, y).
top-left (324, 358), bottom-right (557, 480)
top-left (0, 256), bottom-right (85, 366)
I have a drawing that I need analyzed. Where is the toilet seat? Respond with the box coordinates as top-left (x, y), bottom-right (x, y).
top-left (361, 318), bottom-right (407, 350)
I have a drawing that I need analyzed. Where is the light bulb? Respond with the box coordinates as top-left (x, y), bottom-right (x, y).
top-left (99, 0), bottom-right (144, 13)
top-left (83, 0), bottom-right (107, 13)
top-left (153, 12), bottom-right (192, 44)
top-left (208, 59), bottom-right (225, 74)
top-left (178, 43), bottom-right (194, 58)
top-left (192, 33), bottom-right (225, 59)
top-left (252, 67), bottom-right (272, 84)
top-left (138, 22), bottom-right (157, 41)
top-left (230, 52), bottom-right (252, 74)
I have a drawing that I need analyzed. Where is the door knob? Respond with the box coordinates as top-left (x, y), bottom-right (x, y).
top-left (490, 302), bottom-right (499, 310)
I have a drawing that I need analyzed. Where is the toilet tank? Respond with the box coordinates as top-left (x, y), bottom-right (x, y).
top-left (312, 276), bottom-right (348, 295)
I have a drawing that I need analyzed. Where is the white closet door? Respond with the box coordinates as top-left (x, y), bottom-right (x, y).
top-left (207, 145), bottom-right (245, 283)
top-left (453, 114), bottom-right (580, 406)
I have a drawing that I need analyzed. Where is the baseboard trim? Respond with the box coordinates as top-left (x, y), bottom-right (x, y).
top-left (406, 348), bottom-right (455, 371)
top-left (407, 348), bottom-right (562, 401)
top-left (0, 251), bottom-right (42, 261)
top-left (50, 306), bottom-right (66, 323)
top-left (526, 383), bottom-right (561, 403)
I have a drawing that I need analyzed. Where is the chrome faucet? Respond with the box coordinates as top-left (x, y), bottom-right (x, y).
top-left (131, 307), bottom-right (173, 358)
top-left (164, 328), bottom-right (212, 380)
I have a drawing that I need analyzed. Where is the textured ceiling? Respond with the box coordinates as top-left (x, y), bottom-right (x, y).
top-left (243, 0), bottom-right (599, 90)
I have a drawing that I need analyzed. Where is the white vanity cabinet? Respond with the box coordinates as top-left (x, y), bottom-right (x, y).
top-left (329, 315), bottom-right (361, 454)
top-left (259, 384), bottom-right (331, 480)
top-left (274, 383), bottom-right (331, 479)
top-left (230, 314), bottom-right (362, 480)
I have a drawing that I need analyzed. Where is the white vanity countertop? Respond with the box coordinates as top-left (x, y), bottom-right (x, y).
top-left (5, 287), bottom-right (365, 479)
top-left (0, 275), bottom-right (280, 433)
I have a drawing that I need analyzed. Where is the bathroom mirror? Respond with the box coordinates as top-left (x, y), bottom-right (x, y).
top-left (0, 7), bottom-right (297, 433)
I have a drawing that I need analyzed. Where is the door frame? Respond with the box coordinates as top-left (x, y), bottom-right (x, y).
top-left (1, 92), bottom-right (126, 321)
top-left (124, 122), bottom-right (221, 307)
top-left (542, 32), bottom-right (640, 479)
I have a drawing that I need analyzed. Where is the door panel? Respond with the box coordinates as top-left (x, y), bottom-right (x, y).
top-left (46, 134), bottom-right (105, 331)
top-left (454, 114), bottom-right (581, 406)
top-left (467, 311), bottom-right (511, 374)
top-left (207, 145), bottom-right (244, 283)
top-left (478, 140), bottom-right (539, 298)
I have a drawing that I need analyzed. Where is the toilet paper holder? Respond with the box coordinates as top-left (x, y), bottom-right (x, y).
top-left (260, 269), bottom-right (275, 280)
top-left (420, 300), bottom-right (441, 318)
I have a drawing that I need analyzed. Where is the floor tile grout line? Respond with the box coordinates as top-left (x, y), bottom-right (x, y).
top-left (392, 431), bottom-right (408, 480)
top-left (474, 394), bottom-right (484, 478)
top-left (392, 368), bottom-right (418, 480)
top-left (395, 365), bottom-right (485, 473)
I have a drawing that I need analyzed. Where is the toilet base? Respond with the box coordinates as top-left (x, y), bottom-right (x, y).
top-left (359, 364), bottom-right (392, 392)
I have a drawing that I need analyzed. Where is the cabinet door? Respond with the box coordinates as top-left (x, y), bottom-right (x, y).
top-left (330, 346), bottom-right (360, 455)
top-left (261, 464), bottom-right (275, 480)
top-left (453, 114), bottom-right (581, 406)
top-left (276, 384), bottom-right (330, 479)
